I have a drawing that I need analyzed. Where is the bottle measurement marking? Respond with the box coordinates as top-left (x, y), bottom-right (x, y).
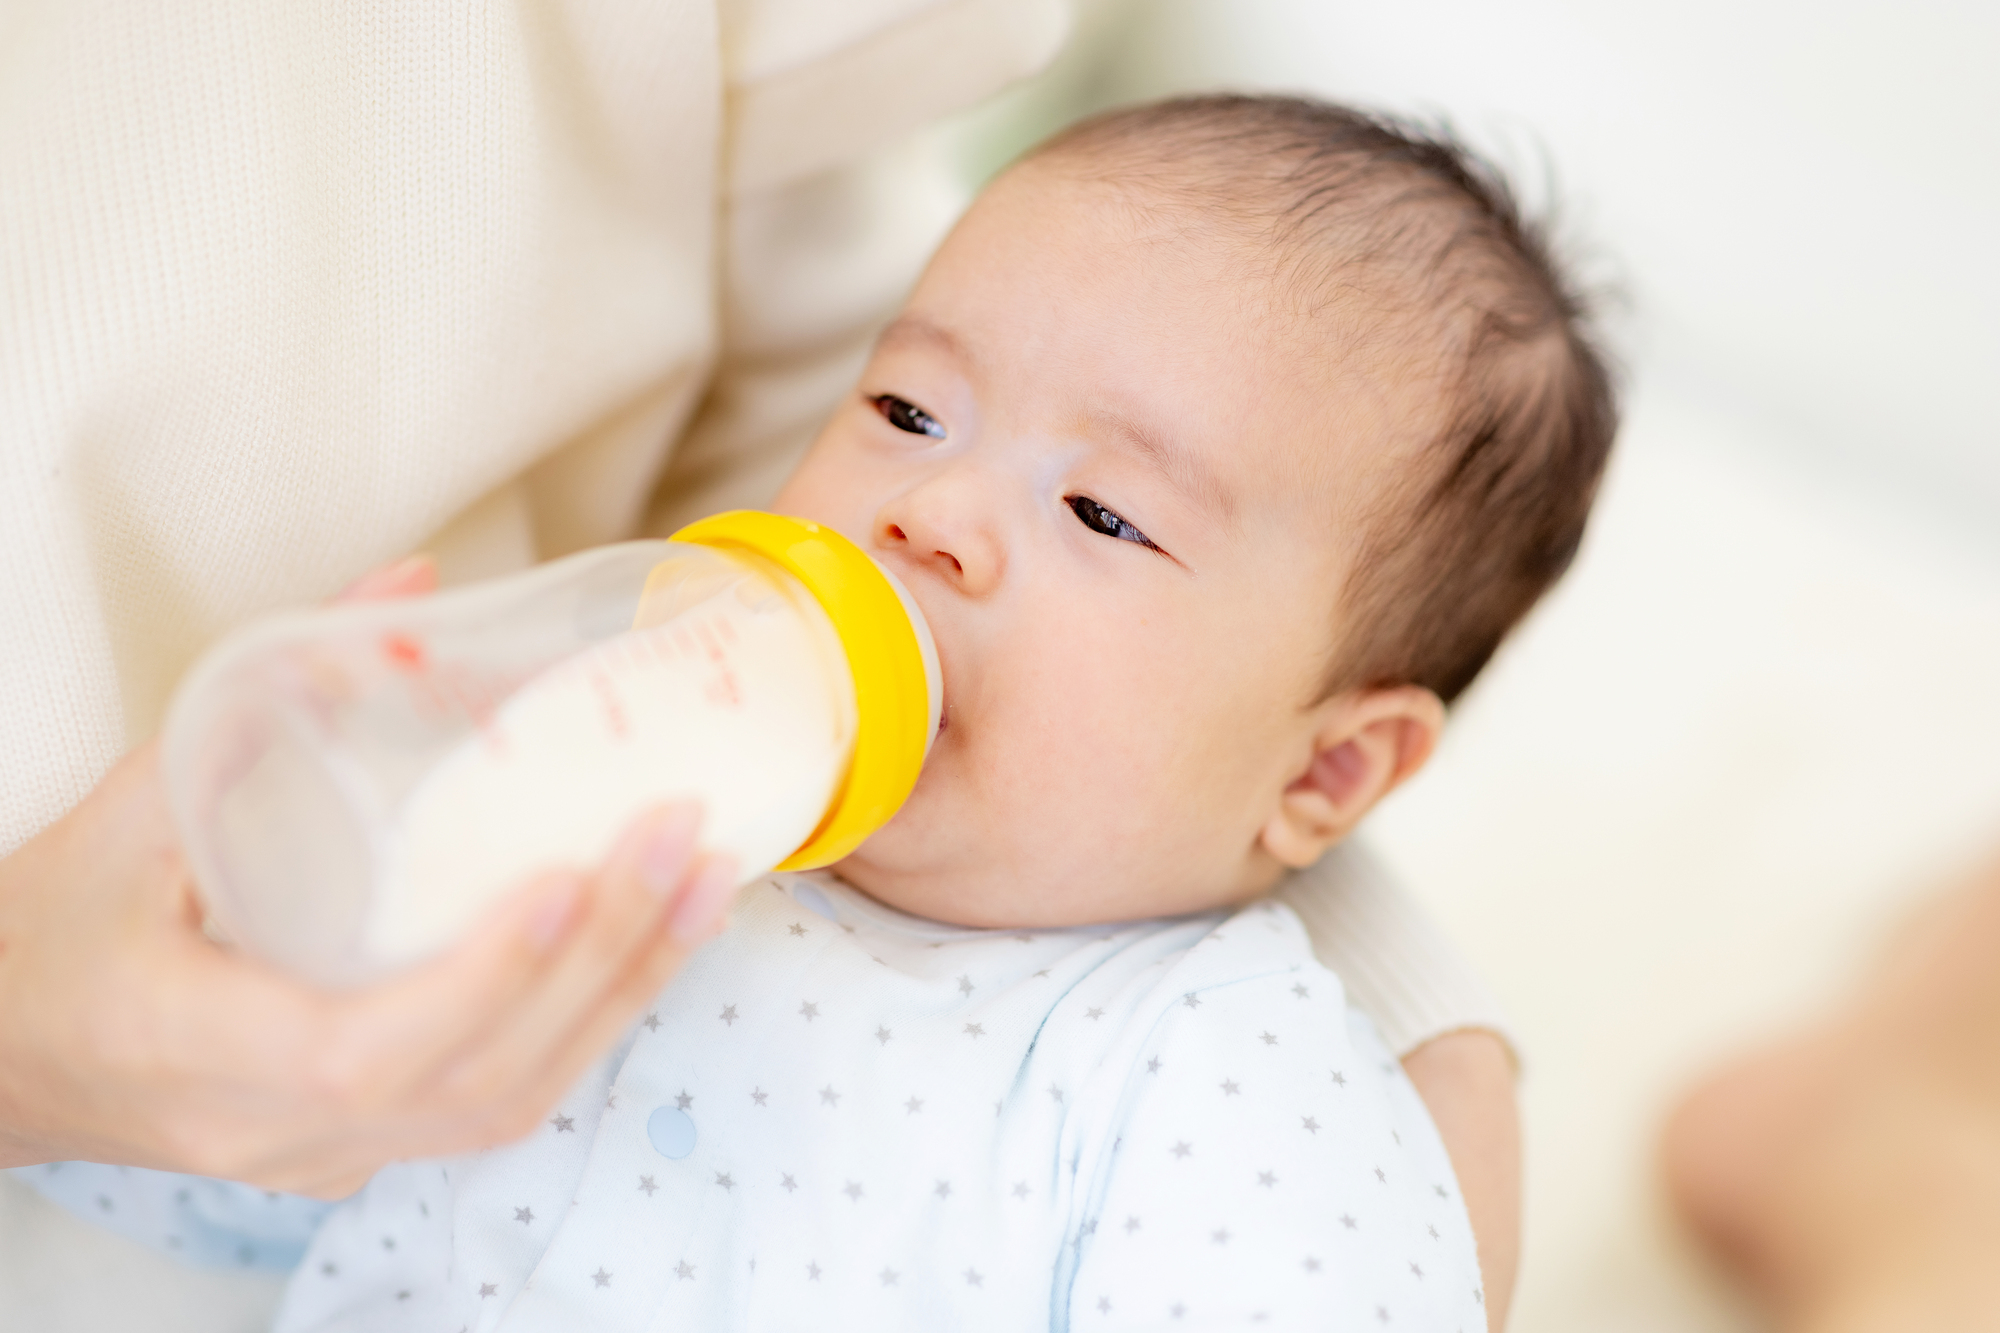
top-left (380, 633), bottom-right (427, 671)
top-left (373, 631), bottom-right (526, 755)
top-left (589, 670), bottom-right (630, 740)
top-left (365, 601), bottom-right (756, 768)
top-left (453, 611), bottom-right (755, 759)
top-left (420, 665), bottom-right (521, 751)
top-left (692, 616), bottom-right (745, 709)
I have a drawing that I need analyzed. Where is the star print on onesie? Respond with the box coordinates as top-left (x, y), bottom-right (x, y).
top-left (263, 873), bottom-right (1483, 1331)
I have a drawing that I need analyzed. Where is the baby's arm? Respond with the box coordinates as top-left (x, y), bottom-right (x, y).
top-left (1274, 843), bottom-right (1520, 1331)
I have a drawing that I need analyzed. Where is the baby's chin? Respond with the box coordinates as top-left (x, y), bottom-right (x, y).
top-left (828, 752), bottom-right (1283, 928)
top-left (830, 827), bottom-right (1277, 931)
top-left (826, 838), bottom-right (1014, 929)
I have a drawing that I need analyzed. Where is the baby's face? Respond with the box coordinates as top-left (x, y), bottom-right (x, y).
top-left (775, 163), bottom-right (1418, 928)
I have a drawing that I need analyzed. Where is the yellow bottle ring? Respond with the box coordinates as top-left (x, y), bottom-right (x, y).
top-left (668, 511), bottom-right (933, 870)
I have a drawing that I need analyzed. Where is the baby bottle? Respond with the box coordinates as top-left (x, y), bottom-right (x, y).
top-left (160, 512), bottom-right (940, 987)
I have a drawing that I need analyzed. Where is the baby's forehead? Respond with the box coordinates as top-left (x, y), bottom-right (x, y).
top-left (926, 164), bottom-right (1452, 521)
top-left (991, 151), bottom-right (1459, 370)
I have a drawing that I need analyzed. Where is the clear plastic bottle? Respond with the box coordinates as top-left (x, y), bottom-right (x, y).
top-left (161, 512), bottom-right (939, 986)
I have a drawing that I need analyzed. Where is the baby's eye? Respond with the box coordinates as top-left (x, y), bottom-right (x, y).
top-left (871, 394), bottom-right (947, 440)
top-left (1066, 495), bottom-right (1159, 550)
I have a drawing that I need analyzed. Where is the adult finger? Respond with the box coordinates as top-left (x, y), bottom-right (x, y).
top-left (426, 805), bottom-right (717, 1110)
top-left (480, 852), bottom-right (739, 1137)
top-left (203, 871), bottom-right (594, 1187)
top-left (374, 849), bottom-right (737, 1165)
top-left (269, 845), bottom-right (736, 1173)
top-left (336, 554), bottom-right (437, 602)
top-left (314, 803), bottom-right (706, 1141)
top-left (306, 867), bottom-right (591, 1118)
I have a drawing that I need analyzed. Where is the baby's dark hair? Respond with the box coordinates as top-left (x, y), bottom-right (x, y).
top-left (1030, 95), bottom-right (1617, 704)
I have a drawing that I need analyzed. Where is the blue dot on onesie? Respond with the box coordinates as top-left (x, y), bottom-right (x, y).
top-left (648, 1105), bottom-right (696, 1159)
top-left (792, 881), bottom-right (839, 922)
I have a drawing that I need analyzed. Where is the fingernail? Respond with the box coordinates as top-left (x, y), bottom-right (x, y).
top-left (383, 553), bottom-right (435, 587)
top-left (669, 855), bottom-right (740, 946)
top-left (339, 553), bottom-right (432, 600)
top-left (528, 876), bottom-right (584, 951)
top-left (639, 804), bottom-right (702, 897)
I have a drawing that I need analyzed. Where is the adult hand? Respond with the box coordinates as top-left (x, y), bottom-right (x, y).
top-left (0, 558), bottom-right (738, 1198)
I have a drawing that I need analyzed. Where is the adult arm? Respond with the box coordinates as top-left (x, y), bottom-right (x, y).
top-left (1401, 1030), bottom-right (1521, 1332)
top-left (1275, 842), bottom-right (1521, 1331)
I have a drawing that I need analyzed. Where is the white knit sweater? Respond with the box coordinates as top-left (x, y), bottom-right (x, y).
top-left (0, 0), bottom-right (1503, 1059)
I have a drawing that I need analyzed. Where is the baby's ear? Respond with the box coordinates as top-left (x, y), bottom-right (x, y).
top-left (1259, 684), bottom-right (1445, 870)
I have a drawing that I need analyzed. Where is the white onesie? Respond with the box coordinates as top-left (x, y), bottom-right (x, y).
top-left (28, 872), bottom-right (1486, 1330)
top-left (280, 873), bottom-right (1483, 1331)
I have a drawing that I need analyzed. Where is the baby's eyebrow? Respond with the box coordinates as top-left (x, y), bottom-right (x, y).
top-left (875, 314), bottom-right (974, 369)
top-left (1095, 410), bottom-right (1237, 526)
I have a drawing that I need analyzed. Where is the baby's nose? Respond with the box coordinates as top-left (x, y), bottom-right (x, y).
top-left (876, 495), bottom-right (1002, 597)
top-left (886, 523), bottom-right (958, 574)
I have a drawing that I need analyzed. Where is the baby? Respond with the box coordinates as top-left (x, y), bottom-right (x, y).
top-left (42, 94), bottom-right (1615, 1330)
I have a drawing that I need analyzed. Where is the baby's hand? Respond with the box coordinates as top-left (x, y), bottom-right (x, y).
top-left (0, 557), bottom-right (738, 1198)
